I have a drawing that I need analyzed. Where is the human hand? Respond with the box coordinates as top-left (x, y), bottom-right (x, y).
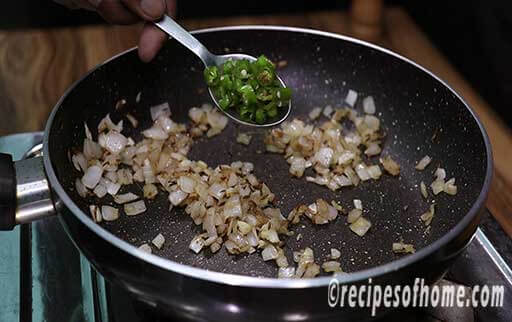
top-left (56, 0), bottom-right (176, 62)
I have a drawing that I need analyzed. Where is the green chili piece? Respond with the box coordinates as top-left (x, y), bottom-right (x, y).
top-left (204, 54), bottom-right (291, 124)
top-left (255, 108), bottom-right (267, 124)
top-left (204, 66), bottom-right (219, 86)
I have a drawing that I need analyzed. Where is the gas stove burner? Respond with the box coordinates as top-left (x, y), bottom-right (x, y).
top-left (0, 133), bottom-right (510, 322)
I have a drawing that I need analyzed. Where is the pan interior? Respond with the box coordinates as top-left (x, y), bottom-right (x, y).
top-left (48, 28), bottom-right (488, 278)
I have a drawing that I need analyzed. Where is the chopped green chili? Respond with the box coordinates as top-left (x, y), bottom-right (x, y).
top-left (204, 55), bottom-right (291, 124)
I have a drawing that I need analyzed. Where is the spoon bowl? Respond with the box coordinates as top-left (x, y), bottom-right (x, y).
top-left (154, 15), bottom-right (291, 127)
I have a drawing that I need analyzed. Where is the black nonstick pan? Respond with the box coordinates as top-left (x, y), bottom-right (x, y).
top-left (0, 26), bottom-right (492, 321)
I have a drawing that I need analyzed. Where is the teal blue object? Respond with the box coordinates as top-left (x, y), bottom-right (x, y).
top-left (0, 133), bottom-right (42, 322)
top-left (0, 133), bottom-right (106, 322)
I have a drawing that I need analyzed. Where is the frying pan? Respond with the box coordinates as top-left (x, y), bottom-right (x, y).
top-left (0, 26), bottom-right (492, 321)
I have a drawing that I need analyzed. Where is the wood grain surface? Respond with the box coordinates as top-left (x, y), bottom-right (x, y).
top-left (0, 8), bottom-right (510, 235)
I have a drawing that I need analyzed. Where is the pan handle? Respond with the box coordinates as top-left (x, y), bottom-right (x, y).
top-left (0, 153), bottom-right (16, 230)
top-left (0, 152), bottom-right (56, 230)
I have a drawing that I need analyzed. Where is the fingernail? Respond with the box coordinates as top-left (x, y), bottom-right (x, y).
top-left (141, 0), bottom-right (165, 18)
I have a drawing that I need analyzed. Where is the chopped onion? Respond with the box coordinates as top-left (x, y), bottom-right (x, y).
top-left (260, 228), bottom-right (280, 243)
top-left (392, 241), bottom-right (416, 254)
top-left (99, 114), bottom-right (122, 133)
top-left (347, 208), bottom-right (362, 224)
top-left (83, 139), bottom-right (103, 160)
top-left (84, 122), bottom-right (92, 140)
top-left (444, 178), bottom-right (457, 195)
top-left (188, 107), bottom-right (205, 123)
top-left (364, 115), bottom-right (380, 131)
top-left (143, 183), bottom-right (158, 199)
top-left (344, 132), bottom-right (362, 146)
top-left (289, 157), bottom-right (306, 177)
top-left (82, 165), bottom-right (103, 189)
top-left (138, 244), bottom-right (152, 253)
top-left (415, 155), bottom-right (432, 170)
top-left (431, 180), bottom-right (445, 195)
top-left (379, 156), bottom-right (400, 176)
top-left (101, 205), bottom-right (119, 221)
top-left (156, 116), bottom-right (181, 134)
top-left (93, 184), bottom-right (107, 198)
top-left (363, 96), bottom-right (376, 114)
top-left (333, 175), bottom-right (352, 187)
top-left (331, 200), bottom-right (345, 213)
top-left (142, 126), bottom-right (168, 140)
top-left (104, 171), bottom-right (118, 183)
top-left (210, 242), bottom-right (221, 253)
top-left (331, 248), bottom-right (341, 259)
top-left (364, 142), bottom-right (381, 157)
top-left (169, 189), bottom-right (188, 206)
top-left (420, 204), bottom-right (435, 226)
top-left (223, 195), bottom-right (242, 219)
top-left (344, 167), bottom-right (360, 186)
top-left (150, 102), bottom-right (171, 121)
top-left (306, 176), bottom-right (328, 186)
top-left (72, 153), bottom-right (87, 172)
top-left (114, 192), bottom-right (139, 204)
top-left (353, 199), bottom-right (363, 210)
top-left (420, 181), bottom-right (428, 199)
top-left (237, 221), bottom-right (252, 235)
top-left (355, 163), bottom-right (371, 181)
top-left (435, 168), bottom-right (446, 180)
top-left (117, 169), bottom-right (133, 185)
top-left (337, 151), bottom-right (355, 165)
top-left (75, 178), bottom-right (88, 198)
top-left (208, 183), bottom-right (226, 200)
top-left (152, 233), bottom-right (165, 249)
top-left (236, 133), bottom-right (252, 145)
top-left (241, 162), bottom-right (254, 175)
top-left (278, 267), bottom-right (296, 278)
top-left (349, 217), bottom-right (371, 236)
top-left (89, 205), bottom-right (102, 222)
top-left (206, 109), bottom-right (228, 132)
top-left (262, 245), bottom-right (278, 261)
top-left (345, 89), bottom-right (358, 107)
top-left (309, 107), bottom-right (322, 120)
top-left (124, 200), bottom-right (147, 216)
top-left (104, 179), bottom-right (121, 195)
top-left (315, 147), bottom-right (334, 167)
top-left (189, 235), bottom-right (205, 253)
top-left (431, 168), bottom-right (457, 195)
top-left (322, 261), bottom-right (343, 273)
top-left (367, 165), bottom-right (382, 179)
top-left (142, 159), bottom-right (156, 184)
top-left (303, 263), bottom-right (321, 278)
top-left (276, 254), bottom-right (289, 268)
top-left (178, 176), bottom-right (196, 193)
top-left (322, 105), bottom-right (333, 118)
top-left (101, 130), bottom-right (127, 154)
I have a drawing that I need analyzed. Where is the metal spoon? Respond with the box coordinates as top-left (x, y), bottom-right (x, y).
top-left (154, 15), bottom-right (291, 127)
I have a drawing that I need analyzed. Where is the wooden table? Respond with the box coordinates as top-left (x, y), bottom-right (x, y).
top-left (1, 8), bottom-right (511, 236)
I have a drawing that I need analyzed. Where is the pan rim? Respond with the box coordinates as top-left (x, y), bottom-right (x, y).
top-left (43, 25), bottom-right (493, 289)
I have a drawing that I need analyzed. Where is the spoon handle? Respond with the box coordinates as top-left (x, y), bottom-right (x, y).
top-left (154, 15), bottom-right (217, 67)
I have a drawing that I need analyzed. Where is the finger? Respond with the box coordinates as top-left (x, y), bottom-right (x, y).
top-left (138, 23), bottom-right (168, 62)
top-left (121, 0), bottom-right (166, 21)
top-left (165, 0), bottom-right (176, 17)
top-left (95, 0), bottom-right (139, 25)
